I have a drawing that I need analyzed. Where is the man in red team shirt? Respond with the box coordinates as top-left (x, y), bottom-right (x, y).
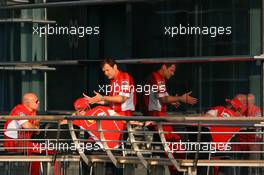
top-left (235, 93), bottom-right (261, 117)
top-left (143, 64), bottom-right (197, 117)
top-left (247, 94), bottom-right (261, 117)
top-left (62, 97), bottom-right (142, 149)
top-left (71, 97), bottom-right (125, 148)
top-left (205, 98), bottom-right (247, 148)
top-left (70, 97), bottom-right (144, 175)
top-left (143, 63), bottom-right (197, 142)
top-left (4, 93), bottom-right (42, 175)
top-left (86, 58), bottom-right (136, 116)
top-left (234, 93), bottom-right (262, 164)
top-left (205, 98), bottom-right (247, 175)
top-left (143, 64), bottom-right (197, 175)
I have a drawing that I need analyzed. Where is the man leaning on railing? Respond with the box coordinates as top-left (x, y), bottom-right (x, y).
top-left (3, 92), bottom-right (43, 175)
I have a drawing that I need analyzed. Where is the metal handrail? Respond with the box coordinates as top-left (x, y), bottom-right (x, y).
top-left (0, 114), bottom-right (263, 174)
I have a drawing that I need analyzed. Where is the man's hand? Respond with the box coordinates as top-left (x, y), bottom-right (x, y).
top-left (83, 93), bottom-right (91, 101)
top-left (83, 92), bottom-right (105, 104)
top-left (88, 91), bottom-right (104, 104)
top-left (144, 121), bottom-right (155, 126)
top-left (22, 121), bottom-right (40, 135)
top-left (180, 91), bottom-right (198, 105)
top-left (33, 120), bottom-right (40, 127)
top-left (60, 120), bottom-right (68, 125)
top-left (130, 121), bottom-right (144, 126)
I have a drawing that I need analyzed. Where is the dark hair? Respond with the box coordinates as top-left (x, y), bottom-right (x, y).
top-left (154, 63), bottom-right (175, 71)
top-left (100, 58), bottom-right (117, 68)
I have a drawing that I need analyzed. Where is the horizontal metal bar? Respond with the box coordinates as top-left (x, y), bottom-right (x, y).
top-left (7, 0), bottom-right (29, 4)
top-left (1, 115), bottom-right (264, 124)
top-left (0, 153), bottom-right (263, 167)
top-left (0, 66), bottom-right (56, 71)
top-left (2, 129), bottom-right (262, 135)
top-left (0, 18), bottom-right (56, 24)
top-left (0, 56), bottom-right (256, 67)
top-left (68, 116), bottom-right (264, 123)
top-left (181, 160), bottom-right (264, 167)
top-left (116, 56), bottom-right (255, 64)
top-left (0, 60), bottom-right (85, 66)
top-left (0, 155), bottom-right (81, 162)
top-left (0, 115), bottom-right (65, 120)
top-left (0, 0), bottom-right (148, 10)
top-left (254, 54), bottom-right (264, 60)
top-left (89, 156), bottom-right (264, 167)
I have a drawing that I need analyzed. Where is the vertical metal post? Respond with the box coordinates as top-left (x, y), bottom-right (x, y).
top-left (261, 0), bottom-right (264, 138)
top-left (194, 1), bottom-right (198, 56)
top-left (262, 0), bottom-right (264, 59)
top-left (260, 2), bottom-right (264, 175)
top-left (47, 162), bottom-right (52, 175)
top-left (261, 61), bottom-right (264, 175)
top-left (93, 163), bottom-right (106, 175)
top-left (123, 164), bottom-right (135, 175)
top-left (261, 60), bottom-right (264, 115)
top-left (188, 166), bottom-right (197, 175)
top-left (198, 66), bottom-right (202, 113)
top-left (150, 165), bottom-right (165, 175)
top-left (52, 122), bottom-right (61, 165)
top-left (126, 3), bottom-right (132, 59)
top-left (44, 0), bottom-right (48, 111)
top-left (193, 122), bottom-right (201, 173)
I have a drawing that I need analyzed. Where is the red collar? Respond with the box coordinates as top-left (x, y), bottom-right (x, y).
top-left (16, 104), bottom-right (36, 115)
top-left (112, 70), bottom-right (121, 82)
top-left (156, 71), bottom-right (163, 78)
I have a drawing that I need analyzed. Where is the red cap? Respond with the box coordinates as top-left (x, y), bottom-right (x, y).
top-left (74, 98), bottom-right (89, 110)
top-left (226, 98), bottom-right (247, 114)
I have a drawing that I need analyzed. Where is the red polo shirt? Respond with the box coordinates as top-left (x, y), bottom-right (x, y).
top-left (4, 104), bottom-right (36, 152)
top-left (109, 71), bottom-right (136, 116)
top-left (73, 106), bottom-right (125, 148)
top-left (143, 71), bottom-right (168, 116)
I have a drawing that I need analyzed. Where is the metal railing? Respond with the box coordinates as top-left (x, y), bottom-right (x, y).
top-left (0, 115), bottom-right (264, 175)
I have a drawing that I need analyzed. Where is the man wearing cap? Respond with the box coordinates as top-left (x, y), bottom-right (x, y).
top-left (85, 58), bottom-right (135, 117)
top-left (67, 97), bottom-right (142, 149)
top-left (235, 93), bottom-right (261, 117)
top-left (71, 97), bottom-right (143, 175)
top-left (206, 97), bottom-right (247, 117)
top-left (247, 94), bottom-right (261, 117)
top-left (205, 98), bottom-right (247, 175)
top-left (234, 93), bottom-right (262, 168)
top-left (4, 92), bottom-right (42, 175)
top-left (205, 98), bottom-right (247, 147)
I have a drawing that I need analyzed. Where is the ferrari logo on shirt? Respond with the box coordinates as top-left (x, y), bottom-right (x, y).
top-left (121, 80), bottom-right (129, 85)
top-left (121, 80), bottom-right (129, 91)
top-left (87, 120), bottom-right (95, 124)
